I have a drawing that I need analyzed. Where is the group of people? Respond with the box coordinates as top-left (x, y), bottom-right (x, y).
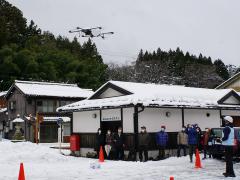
top-left (95, 124), bottom-right (213, 162)
top-left (95, 115), bottom-right (236, 177)
top-left (138, 125), bottom-right (169, 162)
top-left (167, 116), bottom-right (236, 178)
top-left (95, 127), bottom-right (125, 160)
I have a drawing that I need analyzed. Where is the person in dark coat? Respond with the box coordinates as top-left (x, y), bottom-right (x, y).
top-left (186, 124), bottom-right (197, 163)
top-left (138, 126), bottom-right (150, 162)
top-left (95, 128), bottom-right (105, 158)
top-left (156, 125), bottom-right (168, 160)
top-left (195, 125), bottom-right (202, 150)
top-left (113, 127), bottom-right (125, 160)
top-left (221, 116), bottom-right (236, 177)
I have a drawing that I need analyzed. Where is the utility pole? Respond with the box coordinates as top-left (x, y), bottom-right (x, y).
top-left (35, 113), bottom-right (43, 144)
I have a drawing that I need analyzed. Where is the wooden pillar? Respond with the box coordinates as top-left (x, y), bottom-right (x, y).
top-left (120, 108), bottom-right (123, 128)
top-left (220, 109), bottom-right (223, 127)
top-left (133, 106), bottom-right (139, 152)
top-left (70, 112), bottom-right (73, 135)
top-left (99, 109), bottom-right (102, 129)
top-left (181, 108), bottom-right (185, 127)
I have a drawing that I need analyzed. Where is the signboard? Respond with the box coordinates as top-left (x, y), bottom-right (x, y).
top-left (101, 109), bottom-right (121, 122)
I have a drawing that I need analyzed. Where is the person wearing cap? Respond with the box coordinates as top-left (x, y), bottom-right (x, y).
top-left (156, 125), bottom-right (168, 160)
top-left (221, 116), bottom-right (236, 177)
top-left (177, 126), bottom-right (188, 157)
top-left (138, 126), bottom-right (150, 162)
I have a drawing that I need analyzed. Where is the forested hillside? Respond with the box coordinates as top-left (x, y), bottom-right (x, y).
top-left (0, 0), bottom-right (107, 91)
top-left (1, 0), bottom-right (239, 91)
top-left (108, 48), bottom-right (239, 88)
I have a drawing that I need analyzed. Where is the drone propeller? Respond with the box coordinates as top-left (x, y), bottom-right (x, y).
top-left (98, 32), bottom-right (114, 39)
top-left (69, 29), bottom-right (81, 33)
top-left (69, 26), bottom-right (113, 39)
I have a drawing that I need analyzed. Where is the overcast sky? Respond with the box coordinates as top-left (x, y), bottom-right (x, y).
top-left (8, 0), bottom-right (240, 66)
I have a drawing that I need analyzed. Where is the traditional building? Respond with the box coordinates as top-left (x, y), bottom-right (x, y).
top-left (0, 91), bottom-right (7, 137)
top-left (5, 80), bottom-right (93, 143)
top-left (57, 81), bottom-right (240, 157)
top-left (216, 72), bottom-right (240, 91)
top-left (216, 72), bottom-right (240, 126)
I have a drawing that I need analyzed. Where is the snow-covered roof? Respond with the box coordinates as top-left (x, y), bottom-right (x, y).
top-left (43, 116), bottom-right (70, 122)
top-left (12, 117), bottom-right (24, 123)
top-left (0, 108), bottom-right (7, 113)
top-left (24, 116), bottom-right (71, 122)
top-left (58, 81), bottom-right (240, 111)
top-left (0, 91), bottom-right (7, 97)
top-left (7, 80), bottom-right (93, 98)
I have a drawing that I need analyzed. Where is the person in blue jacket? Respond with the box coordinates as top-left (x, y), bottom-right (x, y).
top-left (221, 116), bottom-right (236, 177)
top-left (186, 124), bottom-right (197, 163)
top-left (156, 125), bottom-right (168, 160)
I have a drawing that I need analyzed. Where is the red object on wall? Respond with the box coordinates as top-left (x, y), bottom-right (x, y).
top-left (70, 134), bottom-right (80, 151)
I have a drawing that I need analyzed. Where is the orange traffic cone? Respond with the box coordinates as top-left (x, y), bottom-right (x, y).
top-left (170, 176), bottom-right (174, 180)
top-left (99, 146), bottom-right (104, 162)
top-left (18, 163), bottom-right (25, 180)
top-left (195, 149), bottom-right (202, 169)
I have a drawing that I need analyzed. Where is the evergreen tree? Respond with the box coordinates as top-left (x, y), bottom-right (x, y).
top-left (214, 59), bottom-right (229, 80)
top-left (0, 0), bottom-right (108, 91)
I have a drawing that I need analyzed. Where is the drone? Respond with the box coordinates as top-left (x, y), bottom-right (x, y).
top-left (69, 27), bottom-right (114, 39)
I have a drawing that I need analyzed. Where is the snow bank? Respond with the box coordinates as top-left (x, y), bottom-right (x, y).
top-left (0, 141), bottom-right (239, 180)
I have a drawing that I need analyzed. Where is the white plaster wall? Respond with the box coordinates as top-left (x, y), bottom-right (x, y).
top-left (223, 96), bottom-right (240, 104)
top-left (73, 111), bottom-right (100, 133)
top-left (122, 108), bottom-right (134, 133)
top-left (222, 110), bottom-right (240, 116)
top-left (138, 108), bottom-right (182, 132)
top-left (184, 109), bottom-right (221, 129)
top-left (99, 88), bottom-right (123, 99)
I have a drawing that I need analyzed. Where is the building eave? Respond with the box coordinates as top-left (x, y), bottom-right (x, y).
top-left (216, 72), bottom-right (240, 89)
top-left (58, 103), bottom-right (240, 113)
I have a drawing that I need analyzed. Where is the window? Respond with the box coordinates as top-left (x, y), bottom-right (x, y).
top-left (63, 124), bottom-right (70, 136)
top-left (60, 101), bottom-right (67, 107)
top-left (27, 99), bottom-right (32, 105)
top-left (36, 101), bottom-right (43, 112)
top-left (42, 101), bottom-right (48, 112)
top-left (48, 101), bottom-right (54, 112)
top-left (37, 100), bottom-right (55, 113)
top-left (60, 101), bottom-right (74, 107)
top-left (37, 101), bottom-right (43, 106)
top-left (9, 101), bottom-right (16, 110)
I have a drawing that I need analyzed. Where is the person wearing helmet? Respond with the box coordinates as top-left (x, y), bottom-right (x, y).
top-left (222, 116), bottom-right (236, 178)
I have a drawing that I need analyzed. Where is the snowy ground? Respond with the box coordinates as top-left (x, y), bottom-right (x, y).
top-left (0, 140), bottom-right (239, 180)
